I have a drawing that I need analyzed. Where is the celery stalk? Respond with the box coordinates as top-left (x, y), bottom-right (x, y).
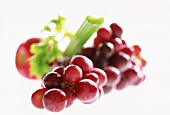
top-left (63, 15), bottom-right (104, 57)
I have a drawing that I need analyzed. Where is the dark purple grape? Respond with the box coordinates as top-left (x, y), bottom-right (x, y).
top-left (110, 23), bottom-right (123, 38)
top-left (80, 47), bottom-right (96, 60)
top-left (51, 66), bottom-right (64, 76)
top-left (109, 37), bottom-right (126, 53)
top-left (93, 55), bottom-right (108, 68)
top-left (97, 42), bottom-right (114, 58)
top-left (103, 66), bottom-right (121, 87)
top-left (42, 72), bottom-right (63, 89)
top-left (109, 52), bottom-right (130, 71)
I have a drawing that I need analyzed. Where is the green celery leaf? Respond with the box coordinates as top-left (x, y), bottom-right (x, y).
top-left (46, 41), bottom-right (63, 63)
top-left (30, 42), bottom-right (47, 54)
top-left (30, 54), bottom-right (51, 78)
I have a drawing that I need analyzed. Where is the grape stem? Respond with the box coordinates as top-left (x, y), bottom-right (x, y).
top-left (63, 15), bottom-right (104, 57)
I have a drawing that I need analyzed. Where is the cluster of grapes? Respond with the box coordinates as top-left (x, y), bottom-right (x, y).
top-left (31, 55), bottom-right (107, 112)
top-left (31, 23), bottom-right (147, 113)
top-left (80, 23), bottom-right (146, 92)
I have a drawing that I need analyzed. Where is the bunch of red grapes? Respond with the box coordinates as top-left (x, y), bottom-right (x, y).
top-left (31, 23), bottom-right (147, 112)
top-left (81, 23), bottom-right (146, 92)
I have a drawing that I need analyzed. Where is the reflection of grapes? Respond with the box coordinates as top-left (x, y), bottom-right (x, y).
top-left (31, 22), bottom-right (147, 113)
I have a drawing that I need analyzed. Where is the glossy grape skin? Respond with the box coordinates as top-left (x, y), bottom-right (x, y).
top-left (97, 27), bottom-right (111, 41)
top-left (51, 66), bottom-right (64, 76)
top-left (97, 42), bottom-right (114, 58)
top-left (123, 66), bottom-right (146, 85)
top-left (103, 66), bottom-right (121, 87)
top-left (42, 89), bottom-right (67, 112)
top-left (116, 76), bottom-right (128, 90)
top-left (84, 72), bottom-right (99, 84)
top-left (109, 37), bottom-right (125, 53)
top-left (42, 72), bottom-right (63, 89)
top-left (109, 52), bottom-right (130, 71)
top-left (31, 88), bottom-right (48, 109)
top-left (75, 79), bottom-right (98, 102)
top-left (93, 55), bottom-right (108, 68)
top-left (109, 23), bottom-right (123, 38)
top-left (90, 68), bottom-right (107, 87)
top-left (61, 86), bottom-right (76, 108)
top-left (63, 64), bottom-right (83, 84)
top-left (120, 46), bottom-right (134, 57)
top-left (81, 47), bottom-right (96, 60)
top-left (69, 55), bottom-right (93, 75)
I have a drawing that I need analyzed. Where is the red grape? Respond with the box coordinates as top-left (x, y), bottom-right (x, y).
top-left (81, 47), bottom-right (96, 60)
top-left (103, 66), bottom-right (121, 87)
top-left (42, 88), bottom-right (67, 112)
top-left (109, 52), bottom-right (130, 71)
top-left (61, 86), bottom-right (76, 108)
top-left (90, 68), bottom-right (107, 87)
top-left (109, 37), bottom-right (125, 53)
top-left (93, 55), bottom-right (108, 68)
top-left (63, 64), bottom-right (83, 84)
top-left (96, 42), bottom-right (114, 58)
top-left (75, 79), bottom-right (98, 102)
top-left (31, 88), bottom-right (48, 109)
top-left (97, 27), bottom-right (111, 41)
top-left (51, 66), bottom-right (64, 76)
top-left (69, 55), bottom-right (93, 75)
top-left (120, 46), bottom-right (134, 57)
top-left (116, 76), bottom-right (128, 90)
top-left (42, 72), bottom-right (62, 89)
top-left (109, 23), bottom-right (123, 38)
top-left (84, 72), bottom-right (99, 84)
top-left (122, 66), bottom-right (140, 85)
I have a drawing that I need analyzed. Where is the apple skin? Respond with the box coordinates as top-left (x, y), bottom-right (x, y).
top-left (15, 37), bottom-right (41, 79)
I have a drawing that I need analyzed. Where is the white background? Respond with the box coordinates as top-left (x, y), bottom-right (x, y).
top-left (1, 0), bottom-right (170, 115)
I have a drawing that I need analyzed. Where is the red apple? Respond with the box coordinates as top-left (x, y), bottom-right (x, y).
top-left (15, 37), bottom-right (41, 79)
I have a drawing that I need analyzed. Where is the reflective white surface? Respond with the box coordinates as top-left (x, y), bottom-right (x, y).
top-left (1, 0), bottom-right (170, 114)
